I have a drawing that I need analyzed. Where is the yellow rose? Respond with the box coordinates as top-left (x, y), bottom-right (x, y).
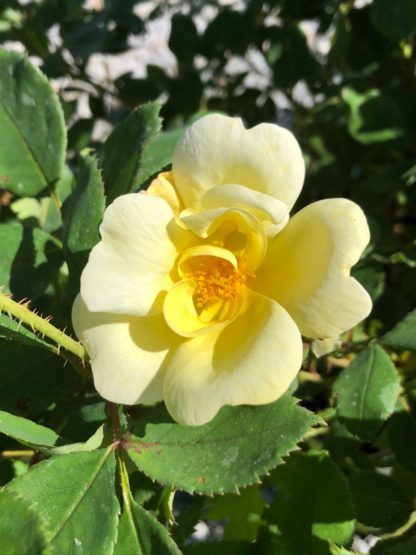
top-left (72, 114), bottom-right (372, 425)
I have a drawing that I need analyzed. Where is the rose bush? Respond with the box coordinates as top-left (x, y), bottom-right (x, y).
top-left (72, 114), bottom-right (372, 425)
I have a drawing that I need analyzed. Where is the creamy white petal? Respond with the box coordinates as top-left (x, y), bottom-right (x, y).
top-left (72, 295), bottom-right (180, 405)
top-left (253, 198), bottom-right (372, 339)
top-left (172, 114), bottom-right (305, 210)
top-left (81, 194), bottom-right (184, 316)
top-left (163, 291), bottom-right (303, 425)
top-left (200, 184), bottom-right (289, 237)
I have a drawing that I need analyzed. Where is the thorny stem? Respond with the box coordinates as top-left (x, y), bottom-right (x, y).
top-left (0, 291), bottom-right (88, 373)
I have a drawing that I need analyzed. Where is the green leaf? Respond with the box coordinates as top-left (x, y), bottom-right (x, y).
top-left (184, 542), bottom-right (252, 555)
top-left (263, 451), bottom-right (355, 555)
top-left (114, 499), bottom-right (183, 555)
top-left (0, 222), bottom-right (63, 300)
top-left (0, 50), bottom-right (66, 197)
top-left (207, 485), bottom-right (264, 541)
top-left (349, 471), bottom-right (412, 531)
top-left (371, 0), bottom-right (416, 42)
top-left (0, 410), bottom-right (61, 450)
top-left (123, 396), bottom-right (319, 494)
top-left (101, 101), bottom-right (161, 203)
top-left (8, 448), bottom-right (119, 554)
top-left (0, 339), bottom-right (77, 416)
top-left (0, 489), bottom-right (51, 555)
top-left (333, 345), bottom-right (400, 441)
top-left (381, 310), bottom-right (416, 351)
top-left (373, 538), bottom-right (416, 555)
top-left (388, 411), bottom-right (416, 475)
top-left (62, 150), bottom-right (105, 277)
top-left (342, 87), bottom-right (405, 144)
top-left (0, 312), bottom-right (56, 353)
top-left (136, 128), bottom-right (183, 186)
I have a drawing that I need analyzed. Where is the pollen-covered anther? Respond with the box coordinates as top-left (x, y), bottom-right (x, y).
top-left (187, 258), bottom-right (247, 308)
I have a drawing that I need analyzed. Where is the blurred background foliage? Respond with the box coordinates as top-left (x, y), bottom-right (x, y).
top-left (0, 0), bottom-right (416, 553)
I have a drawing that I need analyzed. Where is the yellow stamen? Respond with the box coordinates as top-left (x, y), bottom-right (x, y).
top-left (186, 257), bottom-right (247, 308)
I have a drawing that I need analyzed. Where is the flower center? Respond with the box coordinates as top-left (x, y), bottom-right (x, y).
top-left (186, 257), bottom-right (247, 309)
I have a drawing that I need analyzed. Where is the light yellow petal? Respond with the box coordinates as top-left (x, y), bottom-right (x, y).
top-left (81, 194), bottom-right (187, 317)
top-left (72, 295), bottom-right (180, 405)
top-left (253, 198), bottom-right (372, 339)
top-left (147, 171), bottom-right (183, 215)
top-left (163, 278), bottom-right (240, 338)
top-left (180, 207), bottom-right (267, 273)
top-left (163, 291), bottom-right (303, 425)
top-left (172, 113), bottom-right (305, 211)
top-left (200, 184), bottom-right (289, 237)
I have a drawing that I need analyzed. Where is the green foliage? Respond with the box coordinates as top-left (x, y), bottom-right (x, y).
top-left (101, 102), bottom-right (162, 203)
top-left (0, 50), bottom-right (65, 197)
top-left (0, 489), bottom-right (51, 555)
top-left (124, 397), bottom-right (319, 494)
top-left (333, 345), bottom-right (400, 441)
top-left (0, 2), bottom-right (415, 552)
top-left (8, 448), bottom-right (119, 554)
top-left (261, 451), bottom-right (355, 555)
top-left (62, 150), bottom-right (105, 278)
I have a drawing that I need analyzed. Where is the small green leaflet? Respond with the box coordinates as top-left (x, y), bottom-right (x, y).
top-left (124, 395), bottom-right (320, 494)
top-left (114, 499), bottom-right (183, 555)
top-left (381, 309), bottom-right (416, 351)
top-left (334, 344), bottom-right (400, 441)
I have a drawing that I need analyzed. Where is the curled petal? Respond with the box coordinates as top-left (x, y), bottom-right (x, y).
top-left (163, 291), bottom-right (303, 425)
top-left (200, 184), bottom-right (289, 237)
top-left (72, 295), bottom-right (180, 405)
top-left (180, 207), bottom-right (267, 273)
top-left (253, 198), bottom-right (372, 338)
top-left (173, 114), bottom-right (305, 211)
top-left (147, 171), bottom-right (183, 215)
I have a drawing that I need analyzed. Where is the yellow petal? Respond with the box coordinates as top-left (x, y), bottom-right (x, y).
top-left (163, 291), bottom-right (303, 425)
top-left (172, 114), bottom-right (305, 211)
top-left (253, 198), bottom-right (372, 338)
top-left (147, 171), bottom-right (183, 214)
top-left (72, 295), bottom-right (180, 405)
top-left (180, 207), bottom-right (266, 273)
top-left (81, 194), bottom-right (189, 317)
top-left (163, 278), bottom-right (242, 338)
top-left (200, 183), bottom-right (289, 237)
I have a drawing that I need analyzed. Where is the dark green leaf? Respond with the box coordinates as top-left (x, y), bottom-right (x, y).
top-left (263, 451), bottom-right (355, 555)
top-left (169, 14), bottom-right (198, 64)
top-left (114, 499), bottom-right (183, 555)
top-left (334, 345), bottom-right (400, 441)
top-left (207, 485), bottom-right (264, 541)
top-left (8, 448), bottom-right (119, 554)
top-left (381, 310), bottom-right (416, 351)
top-left (0, 222), bottom-right (63, 300)
top-left (0, 339), bottom-right (77, 416)
top-left (0, 50), bottom-right (66, 196)
top-left (136, 128), bottom-right (183, 186)
top-left (373, 538), bottom-right (416, 555)
top-left (184, 542), bottom-right (252, 555)
top-left (62, 150), bottom-right (105, 276)
top-left (0, 489), bottom-right (51, 555)
top-left (371, 0), bottom-right (416, 42)
top-left (101, 102), bottom-right (161, 203)
top-left (350, 471), bottom-right (412, 531)
top-left (388, 411), bottom-right (416, 475)
top-left (124, 396), bottom-right (320, 494)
